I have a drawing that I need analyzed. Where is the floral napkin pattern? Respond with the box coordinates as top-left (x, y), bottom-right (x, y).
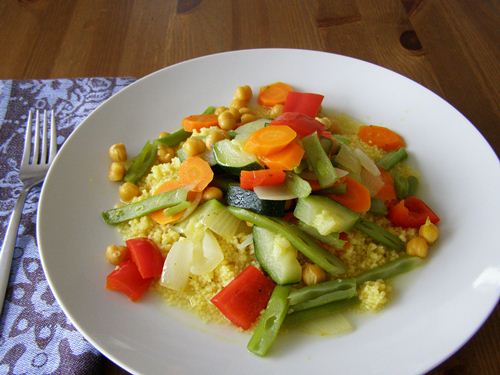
top-left (0, 78), bottom-right (135, 374)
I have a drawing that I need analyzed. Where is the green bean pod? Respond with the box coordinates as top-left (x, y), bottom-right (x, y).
top-left (355, 255), bottom-right (424, 284)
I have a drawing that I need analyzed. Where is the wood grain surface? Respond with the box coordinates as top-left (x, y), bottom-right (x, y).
top-left (0, 0), bottom-right (498, 374)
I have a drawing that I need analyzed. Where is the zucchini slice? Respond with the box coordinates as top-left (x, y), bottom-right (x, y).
top-left (226, 184), bottom-right (285, 217)
top-left (213, 139), bottom-right (261, 175)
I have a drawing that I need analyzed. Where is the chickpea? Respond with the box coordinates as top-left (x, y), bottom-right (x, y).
top-left (228, 106), bottom-right (241, 121)
top-left (108, 143), bottom-right (127, 162)
top-left (182, 137), bottom-right (206, 157)
top-left (302, 263), bottom-right (327, 286)
top-left (108, 162), bottom-right (125, 181)
top-left (205, 130), bottom-right (226, 149)
top-left (119, 182), bottom-right (140, 202)
top-left (316, 117), bottom-right (332, 128)
top-left (214, 106), bottom-right (228, 115)
top-left (218, 111), bottom-right (237, 130)
top-left (269, 104), bottom-right (283, 119)
top-left (419, 218), bottom-right (439, 244)
top-left (202, 186), bottom-right (223, 202)
top-left (239, 107), bottom-right (252, 115)
top-left (234, 85), bottom-right (252, 102)
top-left (157, 144), bottom-right (175, 163)
top-left (158, 131), bottom-right (170, 139)
top-left (240, 113), bottom-right (257, 125)
top-left (406, 236), bottom-right (429, 258)
top-left (230, 98), bottom-right (247, 110)
top-left (105, 244), bottom-right (129, 265)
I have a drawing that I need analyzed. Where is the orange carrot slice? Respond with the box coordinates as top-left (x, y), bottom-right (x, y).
top-left (259, 141), bottom-right (304, 170)
top-left (149, 180), bottom-right (187, 224)
top-left (374, 169), bottom-right (397, 202)
top-left (182, 114), bottom-right (218, 132)
top-left (257, 82), bottom-right (293, 107)
top-left (358, 125), bottom-right (405, 151)
top-left (329, 176), bottom-right (371, 213)
top-left (243, 125), bottom-right (297, 156)
top-left (178, 156), bottom-right (214, 192)
top-left (150, 190), bottom-right (200, 225)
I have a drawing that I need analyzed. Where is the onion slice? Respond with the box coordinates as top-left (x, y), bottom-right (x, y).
top-left (354, 148), bottom-right (380, 176)
top-left (160, 238), bottom-right (193, 291)
top-left (190, 230), bottom-right (224, 275)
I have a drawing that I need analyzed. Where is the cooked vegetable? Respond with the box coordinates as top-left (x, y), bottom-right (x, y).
top-left (369, 198), bottom-right (388, 216)
top-left (202, 106), bottom-right (216, 115)
top-left (354, 219), bottom-right (405, 251)
top-left (108, 143), bottom-right (127, 162)
top-left (271, 112), bottom-right (330, 138)
top-left (228, 207), bottom-right (346, 275)
top-left (244, 125), bottom-right (297, 156)
top-left (102, 188), bottom-right (189, 225)
top-left (182, 114), bottom-right (219, 132)
top-left (178, 156), bottom-right (214, 192)
top-left (191, 230), bottom-right (224, 275)
top-left (354, 255), bottom-right (423, 284)
top-left (388, 196), bottom-right (440, 228)
top-left (240, 169), bottom-right (286, 190)
top-left (301, 263), bottom-right (327, 286)
top-left (226, 184), bottom-right (286, 216)
top-left (358, 125), bottom-right (405, 151)
top-left (329, 176), bottom-right (371, 213)
top-left (374, 169), bottom-right (397, 202)
top-left (211, 265), bottom-right (275, 330)
top-left (162, 201), bottom-right (191, 216)
top-left (124, 141), bottom-right (156, 184)
top-left (394, 173), bottom-right (419, 200)
top-left (335, 144), bottom-right (361, 176)
top-left (156, 128), bottom-right (191, 147)
top-left (161, 237), bottom-right (193, 291)
top-left (377, 148), bottom-right (408, 170)
top-left (127, 238), bottom-right (164, 279)
top-left (282, 92), bottom-right (324, 117)
top-left (419, 217), bottom-right (440, 244)
top-left (288, 279), bottom-right (357, 312)
top-left (302, 132), bottom-right (338, 188)
top-left (258, 82), bottom-right (293, 107)
top-left (296, 221), bottom-right (345, 249)
top-left (233, 118), bottom-right (269, 141)
top-left (284, 172), bottom-right (312, 198)
top-left (294, 195), bottom-right (360, 235)
top-left (406, 236), bottom-right (429, 258)
top-left (247, 285), bottom-right (290, 357)
top-left (285, 298), bottom-right (358, 327)
top-left (213, 139), bottom-right (261, 175)
top-left (253, 226), bottom-right (302, 285)
top-left (258, 141), bottom-right (304, 171)
top-left (106, 260), bottom-right (152, 301)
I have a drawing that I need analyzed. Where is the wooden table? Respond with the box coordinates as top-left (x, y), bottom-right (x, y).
top-left (1, 1), bottom-right (498, 374)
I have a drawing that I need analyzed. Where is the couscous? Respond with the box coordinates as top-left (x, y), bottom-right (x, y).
top-left (101, 82), bottom-right (440, 356)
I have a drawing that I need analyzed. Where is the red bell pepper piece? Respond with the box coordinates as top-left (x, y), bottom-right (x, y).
top-left (211, 265), bottom-right (275, 330)
top-left (240, 169), bottom-right (286, 190)
top-left (283, 92), bottom-right (324, 117)
top-left (271, 112), bottom-right (331, 138)
top-left (126, 238), bottom-right (164, 279)
top-left (106, 260), bottom-right (152, 301)
top-left (388, 196), bottom-right (440, 228)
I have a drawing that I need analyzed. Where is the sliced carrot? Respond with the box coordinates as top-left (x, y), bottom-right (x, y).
top-left (182, 114), bottom-right (218, 132)
top-left (358, 125), bottom-right (405, 151)
top-left (150, 191), bottom-right (200, 225)
top-left (178, 156), bottom-right (214, 192)
top-left (258, 82), bottom-right (293, 107)
top-left (259, 141), bottom-right (304, 171)
top-left (243, 125), bottom-right (297, 156)
top-left (375, 169), bottom-right (397, 202)
top-left (329, 176), bottom-right (371, 213)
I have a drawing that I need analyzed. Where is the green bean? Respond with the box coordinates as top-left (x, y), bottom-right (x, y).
top-left (355, 255), bottom-right (424, 284)
top-left (302, 132), bottom-right (338, 188)
top-left (102, 188), bottom-right (188, 225)
top-left (296, 221), bottom-right (345, 249)
top-left (202, 106), bottom-right (216, 115)
top-left (354, 219), bottom-right (405, 251)
top-left (247, 285), bottom-right (290, 357)
top-left (369, 198), bottom-right (388, 216)
top-left (285, 298), bottom-right (358, 327)
top-left (289, 279), bottom-right (357, 312)
top-left (377, 148), bottom-right (408, 170)
top-left (155, 128), bottom-right (191, 147)
top-left (162, 200), bottom-right (191, 216)
top-left (124, 141), bottom-right (157, 183)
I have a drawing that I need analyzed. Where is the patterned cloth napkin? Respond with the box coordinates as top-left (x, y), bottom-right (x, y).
top-left (0, 78), bottom-right (135, 374)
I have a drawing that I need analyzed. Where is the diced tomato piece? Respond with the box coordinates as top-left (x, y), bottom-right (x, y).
top-left (388, 196), bottom-right (440, 228)
top-left (106, 260), bottom-right (152, 301)
top-left (271, 112), bottom-right (331, 138)
top-left (211, 265), bottom-right (275, 330)
top-left (240, 169), bottom-right (286, 190)
top-left (283, 92), bottom-right (324, 117)
top-left (126, 238), bottom-right (164, 279)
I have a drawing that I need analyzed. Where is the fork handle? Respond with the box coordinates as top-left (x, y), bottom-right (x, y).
top-left (0, 189), bottom-right (28, 314)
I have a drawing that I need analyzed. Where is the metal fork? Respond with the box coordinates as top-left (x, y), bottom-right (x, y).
top-left (0, 110), bottom-right (57, 313)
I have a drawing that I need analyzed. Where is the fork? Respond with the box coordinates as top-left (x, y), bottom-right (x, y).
top-left (0, 110), bottom-right (57, 314)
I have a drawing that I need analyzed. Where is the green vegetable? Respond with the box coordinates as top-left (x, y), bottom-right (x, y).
top-left (285, 172), bottom-right (311, 198)
top-left (369, 198), bottom-right (388, 216)
top-left (294, 195), bottom-right (360, 235)
top-left (285, 298), bottom-right (358, 327)
top-left (228, 207), bottom-right (346, 275)
top-left (302, 132), bottom-right (338, 188)
top-left (377, 148), bottom-right (408, 170)
top-left (320, 137), bottom-right (333, 155)
top-left (394, 173), bottom-right (419, 199)
top-left (213, 139), bottom-right (261, 175)
top-left (253, 226), bottom-right (302, 285)
top-left (155, 128), bottom-right (191, 147)
top-left (102, 188), bottom-right (188, 225)
top-left (355, 255), bottom-right (424, 284)
top-left (202, 106), bottom-right (216, 115)
top-left (124, 141), bottom-right (157, 183)
top-left (317, 183), bottom-right (347, 195)
top-left (226, 185), bottom-right (285, 217)
top-left (247, 285), bottom-right (290, 357)
top-left (233, 118), bottom-right (269, 141)
top-left (296, 221), bottom-right (345, 249)
top-left (288, 279), bottom-right (357, 312)
top-left (162, 201), bottom-right (191, 216)
top-left (354, 219), bottom-right (405, 251)
top-left (293, 158), bottom-right (308, 174)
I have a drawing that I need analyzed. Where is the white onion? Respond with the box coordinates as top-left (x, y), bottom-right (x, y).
top-left (335, 145), bottom-right (361, 175)
top-left (335, 168), bottom-right (349, 178)
top-left (361, 168), bottom-right (384, 196)
top-left (190, 230), bottom-right (224, 275)
top-left (160, 238), bottom-right (193, 291)
top-left (354, 148), bottom-right (380, 176)
top-left (254, 185), bottom-right (297, 200)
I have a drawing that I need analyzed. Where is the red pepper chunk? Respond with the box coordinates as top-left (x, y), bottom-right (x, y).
top-left (283, 92), bottom-right (324, 117)
top-left (211, 265), bottom-right (275, 330)
top-left (388, 196), bottom-right (440, 228)
top-left (126, 238), bottom-right (164, 279)
top-left (240, 169), bottom-right (286, 190)
top-left (271, 112), bottom-right (331, 138)
top-left (106, 260), bottom-right (152, 301)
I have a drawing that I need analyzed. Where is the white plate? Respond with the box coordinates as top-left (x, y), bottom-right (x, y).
top-left (37, 49), bottom-right (500, 375)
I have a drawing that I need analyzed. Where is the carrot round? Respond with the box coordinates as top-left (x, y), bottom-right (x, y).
top-left (182, 114), bottom-right (218, 132)
top-left (329, 176), bottom-right (371, 213)
top-left (358, 125), bottom-right (405, 151)
top-left (150, 190), bottom-right (201, 225)
top-left (243, 125), bottom-right (297, 156)
top-left (149, 180), bottom-right (187, 224)
top-left (257, 82), bottom-right (293, 107)
top-left (375, 169), bottom-right (397, 202)
top-left (259, 141), bottom-right (304, 171)
top-left (178, 156), bottom-right (214, 192)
